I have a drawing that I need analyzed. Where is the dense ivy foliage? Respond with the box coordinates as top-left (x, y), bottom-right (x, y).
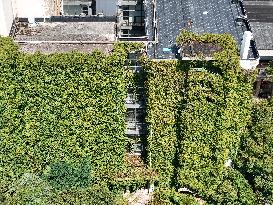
top-left (111, 165), bottom-right (157, 193)
top-left (207, 169), bottom-right (257, 205)
top-left (177, 53), bottom-right (253, 200)
top-left (43, 159), bottom-right (92, 191)
top-left (143, 31), bottom-right (255, 203)
top-left (0, 37), bottom-right (144, 199)
top-left (1, 31), bottom-right (273, 204)
top-left (2, 173), bottom-right (125, 205)
top-left (236, 100), bottom-right (273, 204)
top-left (143, 59), bottom-right (182, 186)
top-left (178, 68), bottom-right (225, 193)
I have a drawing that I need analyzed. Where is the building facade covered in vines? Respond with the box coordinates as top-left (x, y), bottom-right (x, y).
top-left (2, 1), bottom-right (273, 204)
top-left (0, 0), bottom-right (272, 157)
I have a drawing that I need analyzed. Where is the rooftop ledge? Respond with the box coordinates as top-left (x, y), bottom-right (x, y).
top-left (258, 50), bottom-right (273, 61)
top-left (151, 56), bottom-right (259, 71)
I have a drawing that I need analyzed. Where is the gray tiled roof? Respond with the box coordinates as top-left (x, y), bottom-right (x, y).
top-left (147, 0), bottom-right (248, 59)
top-left (244, 0), bottom-right (273, 50)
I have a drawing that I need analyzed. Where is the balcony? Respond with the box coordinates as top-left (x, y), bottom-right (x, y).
top-left (125, 122), bottom-right (147, 135)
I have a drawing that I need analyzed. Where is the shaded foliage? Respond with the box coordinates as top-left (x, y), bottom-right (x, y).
top-left (43, 159), bottom-right (92, 191)
top-left (207, 169), bottom-right (257, 205)
top-left (236, 100), bottom-right (273, 204)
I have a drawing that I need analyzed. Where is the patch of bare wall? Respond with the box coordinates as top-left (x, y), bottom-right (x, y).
top-left (45, 0), bottom-right (62, 16)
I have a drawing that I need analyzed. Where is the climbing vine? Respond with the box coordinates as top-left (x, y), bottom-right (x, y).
top-left (0, 37), bottom-right (142, 196)
top-left (143, 30), bottom-right (255, 203)
top-left (143, 58), bottom-right (183, 187)
top-left (177, 32), bottom-right (254, 200)
top-left (1, 30), bottom-right (269, 204)
top-left (236, 99), bottom-right (273, 204)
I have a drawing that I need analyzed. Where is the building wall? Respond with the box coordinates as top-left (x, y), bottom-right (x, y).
top-left (12, 0), bottom-right (46, 18)
top-left (96, 0), bottom-right (117, 16)
top-left (0, 0), bottom-right (14, 36)
top-left (12, 0), bottom-right (61, 18)
top-left (46, 0), bottom-right (62, 16)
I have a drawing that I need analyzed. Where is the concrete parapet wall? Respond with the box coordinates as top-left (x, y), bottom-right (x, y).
top-left (0, 0), bottom-right (14, 36)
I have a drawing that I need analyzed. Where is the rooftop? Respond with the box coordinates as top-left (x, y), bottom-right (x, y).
top-left (244, 0), bottom-right (273, 51)
top-left (15, 18), bottom-right (116, 53)
top-left (17, 42), bottom-right (114, 54)
top-left (147, 0), bottom-right (251, 59)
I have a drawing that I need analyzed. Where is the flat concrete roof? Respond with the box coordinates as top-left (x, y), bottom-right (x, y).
top-left (17, 42), bottom-right (114, 54)
top-left (15, 21), bottom-right (116, 53)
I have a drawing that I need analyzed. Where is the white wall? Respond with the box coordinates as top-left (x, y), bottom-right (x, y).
top-left (12, 0), bottom-right (61, 18)
top-left (0, 0), bottom-right (14, 36)
top-left (12, 0), bottom-right (47, 18)
top-left (96, 0), bottom-right (117, 16)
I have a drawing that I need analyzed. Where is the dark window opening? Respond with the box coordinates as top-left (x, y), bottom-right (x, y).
top-left (125, 136), bottom-right (144, 156)
top-left (254, 80), bottom-right (273, 99)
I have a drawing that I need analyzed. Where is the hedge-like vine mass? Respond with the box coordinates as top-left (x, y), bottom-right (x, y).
top-left (0, 37), bottom-right (142, 193)
top-left (177, 33), bottom-right (254, 198)
top-left (178, 69), bottom-right (226, 194)
top-left (209, 169), bottom-right (257, 204)
top-left (1, 31), bottom-right (268, 204)
top-left (144, 31), bottom-right (255, 201)
top-left (144, 59), bottom-right (183, 186)
top-left (236, 100), bottom-right (273, 204)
